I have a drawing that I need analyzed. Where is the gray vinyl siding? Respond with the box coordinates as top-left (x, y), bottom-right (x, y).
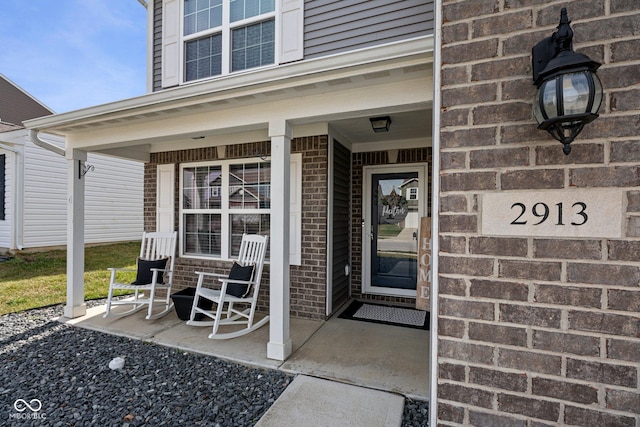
top-left (152, 0), bottom-right (433, 91)
top-left (304, 0), bottom-right (434, 59)
top-left (153, 0), bottom-right (163, 92)
top-left (331, 139), bottom-right (351, 313)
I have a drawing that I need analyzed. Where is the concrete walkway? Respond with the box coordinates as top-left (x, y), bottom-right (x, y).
top-left (59, 302), bottom-right (429, 426)
top-left (255, 375), bottom-right (404, 427)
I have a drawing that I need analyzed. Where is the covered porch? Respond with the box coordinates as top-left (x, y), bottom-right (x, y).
top-left (60, 300), bottom-right (430, 399)
top-left (24, 37), bottom-right (433, 367)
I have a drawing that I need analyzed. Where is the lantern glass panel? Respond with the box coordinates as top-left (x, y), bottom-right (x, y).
top-left (533, 92), bottom-right (544, 124)
top-left (562, 72), bottom-right (590, 116)
top-left (541, 79), bottom-right (558, 121)
top-left (591, 73), bottom-right (603, 115)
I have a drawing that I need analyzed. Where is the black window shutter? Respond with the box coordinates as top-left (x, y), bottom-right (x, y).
top-left (0, 154), bottom-right (5, 221)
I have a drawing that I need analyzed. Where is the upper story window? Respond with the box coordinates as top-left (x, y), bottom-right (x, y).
top-left (183, 0), bottom-right (276, 82)
top-left (408, 187), bottom-right (418, 201)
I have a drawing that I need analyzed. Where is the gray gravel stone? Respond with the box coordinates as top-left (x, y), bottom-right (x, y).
top-left (1, 300), bottom-right (429, 426)
top-left (1, 302), bottom-right (291, 426)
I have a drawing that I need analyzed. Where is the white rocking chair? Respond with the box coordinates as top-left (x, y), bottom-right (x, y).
top-left (186, 234), bottom-right (269, 339)
top-left (104, 231), bottom-right (177, 320)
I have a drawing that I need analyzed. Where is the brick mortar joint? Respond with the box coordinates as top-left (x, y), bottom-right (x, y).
top-left (441, 293), bottom-right (640, 314)
top-left (438, 372), bottom-right (637, 397)
top-left (442, 75), bottom-right (527, 89)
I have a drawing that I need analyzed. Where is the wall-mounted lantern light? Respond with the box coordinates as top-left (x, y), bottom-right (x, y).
top-left (370, 116), bottom-right (392, 133)
top-left (532, 8), bottom-right (603, 155)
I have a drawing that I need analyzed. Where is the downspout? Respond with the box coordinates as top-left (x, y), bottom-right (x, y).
top-left (28, 129), bottom-right (65, 157)
top-left (26, 130), bottom-right (65, 251)
top-left (429, 0), bottom-right (443, 425)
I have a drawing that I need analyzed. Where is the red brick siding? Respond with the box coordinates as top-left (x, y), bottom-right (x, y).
top-left (438, 1), bottom-right (640, 425)
top-left (144, 137), bottom-right (328, 320)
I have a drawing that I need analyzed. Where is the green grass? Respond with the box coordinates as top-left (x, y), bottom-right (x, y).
top-left (377, 224), bottom-right (403, 238)
top-left (0, 241), bottom-right (140, 315)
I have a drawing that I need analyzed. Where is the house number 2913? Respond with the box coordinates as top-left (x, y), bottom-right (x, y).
top-left (510, 202), bottom-right (588, 226)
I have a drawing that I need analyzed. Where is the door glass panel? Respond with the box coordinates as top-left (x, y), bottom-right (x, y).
top-left (371, 173), bottom-right (419, 290)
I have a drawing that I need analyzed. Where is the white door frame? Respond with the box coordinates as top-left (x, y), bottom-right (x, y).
top-left (362, 163), bottom-right (428, 297)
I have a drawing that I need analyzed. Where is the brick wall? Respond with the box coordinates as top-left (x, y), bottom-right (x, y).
top-left (438, 1), bottom-right (640, 425)
top-left (145, 136), bottom-right (328, 320)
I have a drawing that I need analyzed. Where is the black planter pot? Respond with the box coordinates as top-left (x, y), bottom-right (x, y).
top-left (170, 287), bottom-right (213, 321)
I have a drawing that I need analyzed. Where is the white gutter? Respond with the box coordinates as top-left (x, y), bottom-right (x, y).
top-left (429, 0), bottom-right (442, 425)
top-left (24, 36), bottom-right (433, 133)
top-left (28, 129), bottom-right (65, 157)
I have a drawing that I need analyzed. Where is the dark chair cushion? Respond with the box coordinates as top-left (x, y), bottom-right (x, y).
top-left (226, 262), bottom-right (254, 297)
top-left (131, 257), bottom-right (168, 285)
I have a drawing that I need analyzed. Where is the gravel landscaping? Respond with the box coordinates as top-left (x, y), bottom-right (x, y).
top-left (1, 302), bottom-right (428, 426)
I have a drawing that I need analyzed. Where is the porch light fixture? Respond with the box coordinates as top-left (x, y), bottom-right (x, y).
top-left (370, 116), bottom-right (391, 132)
top-left (532, 8), bottom-right (603, 155)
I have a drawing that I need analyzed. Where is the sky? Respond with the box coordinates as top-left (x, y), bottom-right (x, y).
top-left (0, 0), bottom-right (147, 114)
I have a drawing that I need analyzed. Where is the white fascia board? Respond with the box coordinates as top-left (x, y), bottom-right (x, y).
top-left (24, 36), bottom-right (433, 134)
top-left (61, 73), bottom-right (430, 150)
top-left (0, 129), bottom-right (28, 146)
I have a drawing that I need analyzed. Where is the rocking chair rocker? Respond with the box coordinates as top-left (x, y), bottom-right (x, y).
top-left (186, 234), bottom-right (269, 339)
top-left (104, 231), bottom-right (177, 320)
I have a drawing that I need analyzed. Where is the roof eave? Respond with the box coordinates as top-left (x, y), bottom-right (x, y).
top-left (24, 36), bottom-right (434, 134)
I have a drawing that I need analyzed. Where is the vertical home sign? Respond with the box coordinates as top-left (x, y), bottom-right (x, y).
top-left (416, 216), bottom-right (432, 311)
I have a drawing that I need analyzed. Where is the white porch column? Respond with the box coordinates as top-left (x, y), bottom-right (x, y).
top-left (267, 120), bottom-right (292, 360)
top-left (64, 149), bottom-right (87, 318)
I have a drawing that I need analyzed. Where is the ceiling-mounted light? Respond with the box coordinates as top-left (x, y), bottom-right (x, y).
top-left (532, 8), bottom-right (603, 155)
top-left (369, 116), bottom-right (391, 133)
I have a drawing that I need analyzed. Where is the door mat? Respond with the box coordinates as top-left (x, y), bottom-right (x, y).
top-left (338, 300), bottom-right (429, 330)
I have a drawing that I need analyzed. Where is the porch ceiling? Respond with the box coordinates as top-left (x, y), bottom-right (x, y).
top-left (328, 109), bottom-right (432, 147)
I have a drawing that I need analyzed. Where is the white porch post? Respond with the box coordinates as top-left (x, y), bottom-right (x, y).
top-left (267, 120), bottom-right (292, 360)
top-left (64, 149), bottom-right (87, 318)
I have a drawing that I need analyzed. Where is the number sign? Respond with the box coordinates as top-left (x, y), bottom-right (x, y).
top-left (481, 190), bottom-right (623, 238)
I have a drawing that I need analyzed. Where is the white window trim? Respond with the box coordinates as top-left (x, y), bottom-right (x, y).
top-left (178, 154), bottom-right (302, 265)
top-left (179, 0), bottom-right (279, 84)
top-left (162, 0), bottom-right (304, 88)
top-left (408, 187), bottom-right (419, 200)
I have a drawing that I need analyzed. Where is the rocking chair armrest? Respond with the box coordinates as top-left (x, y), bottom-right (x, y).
top-left (217, 277), bottom-right (253, 286)
top-left (194, 271), bottom-right (227, 279)
top-left (107, 267), bottom-right (137, 273)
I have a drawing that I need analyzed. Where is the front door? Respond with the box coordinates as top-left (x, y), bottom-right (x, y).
top-left (363, 164), bottom-right (427, 297)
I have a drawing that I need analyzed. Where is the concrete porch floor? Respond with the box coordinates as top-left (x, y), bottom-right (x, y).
top-left (59, 301), bottom-right (430, 400)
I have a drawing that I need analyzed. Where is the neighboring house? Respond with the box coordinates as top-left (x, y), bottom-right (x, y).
top-left (0, 74), bottom-right (143, 253)
top-left (24, 1), bottom-right (640, 426)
